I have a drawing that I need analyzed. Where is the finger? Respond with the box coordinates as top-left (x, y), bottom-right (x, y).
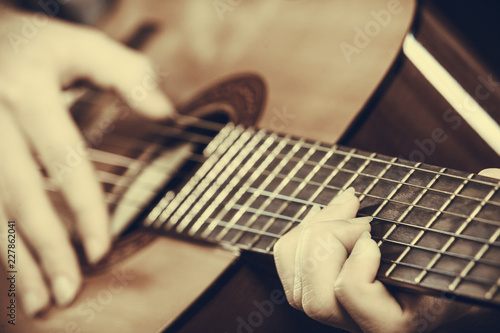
top-left (274, 205), bottom-right (321, 309)
top-left (274, 188), bottom-right (365, 312)
top-left (293, 188), bottom-right (361, 309)
top-left (274, 188), bottom-right (360, 308)
top-left (296, 220), bottom-right (370, 330)
top-left (0, 205), bottom-right (50, 317)
top-left (335, 232), bottom-right (405, 333)
top-left (57, 26), bottom-right (174, 118)
top-left (13, 83), bottom-right (110, 265)
top-left (478, 168), bottom-right (500, 179)
top-left (0, 110), bottom-right (81, 306)
top-left (304, 187), bottom-right (361, 225)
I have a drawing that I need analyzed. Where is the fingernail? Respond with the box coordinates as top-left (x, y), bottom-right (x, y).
top-left (328, 187), bottom-right (356, 205)
top-left (347, 216), bottom-right (373, 224)
top-left (85, 237), bottom-right (110, 264)
top-left (53, 276), bottom-right (78, 307)
top-left (352, 231), bottom-right (372, 255)
top-left (23, 292), bottom-right (46, 317)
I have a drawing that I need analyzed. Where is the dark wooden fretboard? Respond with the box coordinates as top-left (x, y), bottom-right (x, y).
top-left (144, 124), bottom-right (500, 308)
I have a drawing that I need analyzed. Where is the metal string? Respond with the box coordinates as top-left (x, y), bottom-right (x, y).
top-left (204, 217), bottom-right (499, 287)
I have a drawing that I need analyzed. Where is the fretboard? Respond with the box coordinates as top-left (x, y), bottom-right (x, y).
top-left (144, 124), bottom-right (500, 308)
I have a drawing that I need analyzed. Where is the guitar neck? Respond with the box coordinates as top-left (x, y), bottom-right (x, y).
top-left (143, 124), bottom-right (500, 308)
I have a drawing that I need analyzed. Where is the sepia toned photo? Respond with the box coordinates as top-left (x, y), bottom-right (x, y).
top-left (1, 0), bottom-right (500, 332)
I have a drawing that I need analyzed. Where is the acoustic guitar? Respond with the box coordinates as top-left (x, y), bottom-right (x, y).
top-left (3, 0), bottom-right (500, 332)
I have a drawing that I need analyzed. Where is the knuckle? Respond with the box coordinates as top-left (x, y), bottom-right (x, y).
top-left (302, 294), bottom-right (337, 324)
top-left (333, 276), bottom-right (356, 302)
top-left (303, 304), bottom-right (338, 325)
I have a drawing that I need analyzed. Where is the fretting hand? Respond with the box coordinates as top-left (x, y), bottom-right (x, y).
top-left (273, 169), bottom-right (500, 333)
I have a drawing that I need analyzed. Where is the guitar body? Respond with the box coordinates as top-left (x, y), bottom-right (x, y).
top-left (5, 0), bottom-right (500, 332)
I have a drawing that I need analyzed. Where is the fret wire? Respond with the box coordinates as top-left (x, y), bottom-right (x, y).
top-left (277, 137), bottom-right (500, 188)
top-left (417, 179), bottom-right (497, 288)
top-left (92, 136), bottom-right (500, 209)
top-left (99, 137), bottom-right (500, 212)
top-left (364, 163), bottom-right (421, 249)
top-left (201, 134), bottom-right (289, 241)
top-left (449, 182), bottom-right (500, 296)
top-left (384, 167), bottom-right (447, 277)
top-left (407, 173), bottom-right (472, 285)
top-left (248, 148), bottom-right (369, 251)
top-left (247, 188), bottom-right (500, 247)
top-left (249, 143), bottom-right (342, 252)
top-left (162, 124), bottom-right (241, 229)
top-left (92, 126), bottom-right (500, 209)
top-left (85, 116), bottom-right (500, 189)
top-left (173, 128), bottom-right (259, 233)
top-left (357, 156), bottom-right (398, 203)
top-left (341, 151), bottom-right (378, 190)
top-left (484, 227), bottom-right (500, 299)
top-left (226, 137), bottom-right (311, 246)
top-left (378, 258), bottom-right (496, 287)
top-left (243, 168), bottom-right (500, 228)
top-left (202, 217), bottom-right (499, 288)
top-left (187, 130), bottom-right (273, 237)
top-left (315, 150), bottom-right (378, 230)
top-left (374, 236), bottom-right (500, 269)
top-left (230, 202), bottom-right (500, 267)
top-left (266, 145), bottom-right (350, 251)
top-left (203, 122), bottom-right (235, 157)
top-left (206, 136), bottom-right (299, 242)
top-left (144, 124), bottom-right (238, 228)
top-left (238, 148), bottom-right (500, 207)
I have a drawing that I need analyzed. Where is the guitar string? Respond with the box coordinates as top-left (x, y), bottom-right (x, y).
top-left (79, 113), bottom-right (500, 190)
top-left (203, 218), bottom-right (499, 288)
top-left (227, 201), bottom-right (500, 248)
top-left (244, 150), bottom-right (500, 208)
top-left (83, 125), bottom-right (500, 211)
top-left (42, 118), bottom-right (500, 266)
top-left (184, 192), bottom-right (500, 257)
top-left (72, 116), bottom-right (500, 217)
top-left (243, 172), bottom-right (500, 227)
top-left (205, 206), bottom-right (500, 268)
top-left (53, 134), bottom-right (500, 239)
top-left (135, 117), bottom-right (500, 188)
top-left (41, 143), bottom-right (496, 290)
top-left (62, 134), bottom-right (500, 233)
